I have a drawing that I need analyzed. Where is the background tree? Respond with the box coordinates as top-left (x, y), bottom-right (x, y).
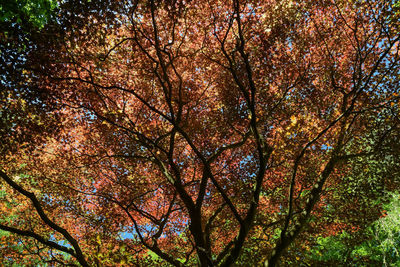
top-left (1, 0), bottom-right (400, 266)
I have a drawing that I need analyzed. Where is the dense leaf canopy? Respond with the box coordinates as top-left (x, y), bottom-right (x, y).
top-left (1, 0), bottom-right (400, 266)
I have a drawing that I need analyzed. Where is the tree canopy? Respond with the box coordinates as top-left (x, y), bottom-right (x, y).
top-left (1, 0), bottom-right (400, 266)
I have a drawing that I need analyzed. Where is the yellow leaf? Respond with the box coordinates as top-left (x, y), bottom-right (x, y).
top-left (290, 115), bottom-right (297, 125)
top-left (96, 234), bottom-right (102, 245)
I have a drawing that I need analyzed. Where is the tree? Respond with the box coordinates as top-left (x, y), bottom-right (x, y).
top-left (1, 0), bottom-right (59, 155)
top-left (305, 192), bottom-right (400, 266)
top-left (1, 0), bottom-right (400, 266)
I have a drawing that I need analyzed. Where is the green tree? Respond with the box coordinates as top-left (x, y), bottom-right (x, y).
top-left (306, 192), bottom-right (400, 266)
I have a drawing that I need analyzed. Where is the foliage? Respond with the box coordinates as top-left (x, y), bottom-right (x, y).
top-left (1, 0), bottom-right (400, 266)
top-left (0, 0), bottom-right (57, 28)
top-left (0, 0), bottom-right (59, 156)
top-left (306, 192), bottom-right (400, 266)
top-left (374, 192), bottom-right (400, 266)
